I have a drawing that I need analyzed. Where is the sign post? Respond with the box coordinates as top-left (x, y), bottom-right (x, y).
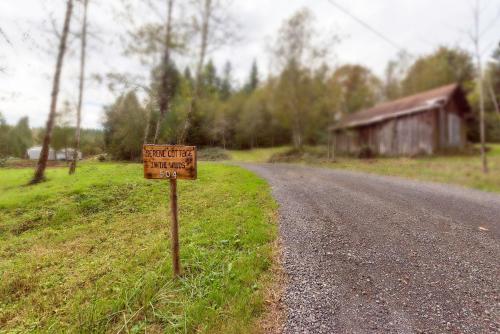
top-left (143, 144), bottom-right (197, 278)
top-left (170, 178), bottom-right (180, 276)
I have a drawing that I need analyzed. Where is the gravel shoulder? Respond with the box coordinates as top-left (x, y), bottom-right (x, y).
top-left (241, 163), bottom-right (500, 334)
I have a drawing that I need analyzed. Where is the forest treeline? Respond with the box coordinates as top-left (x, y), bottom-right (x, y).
top-left (2, 44), bottom-right (499, 161)
top-left (1, 6), bottom-right (499, 163)
top-left (103, 45), bottom-right (500, 160)
top-left (0, 107), bottom-right (103, 159)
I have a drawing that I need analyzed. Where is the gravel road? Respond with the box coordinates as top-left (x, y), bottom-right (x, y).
top-left (242, 164), bottom-right (500, 334)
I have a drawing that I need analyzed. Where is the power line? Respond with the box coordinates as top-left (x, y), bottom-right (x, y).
top-left (481, 38), bottom-right (499, 56)
top-left (0, 27), bottom-right (13, 47)
top-left (324, 0), bottom-right (408, 53)
top-left (479, 7), bottom-right (500, 38)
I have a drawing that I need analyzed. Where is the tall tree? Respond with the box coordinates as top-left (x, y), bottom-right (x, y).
top-left (271, 8), bottom-right (336, 148)
top-left (32, 0), bottom-right (74, 184)
top-left (179, 0), bottom-right (213, 143)
top-left (470, 0), bottom-right (488, 173)
top-left (103, 92), bottom-right (147, 161)
top-left (244, 60), bottom-right (259, 94)
top-left (69, 0), bottom-right (89, 174)
top-left (179, 0), bottom-right (237, 143)
top-left (331, 64), bottom-right (382, 114)
top-left (8, 117), bottom-right (33, 158)
top-left (401, 46), bottom-right (474, 96)
top-left (0, 113), bottom-right (9, 158)
top-left (486, 46), bottom-right (500, 115)
top-left (383, 51), bottom-right (412, 100)
top-left (201, 59), bottom-right (220, 94)
top-left (220, 61), bottom-right (232, 100)
top-left (117, 0), bottom-right (186, 145)
top-left (153, 0), bottom-right (175, 144)
top-left (52, 101), bottom-right (74, 158)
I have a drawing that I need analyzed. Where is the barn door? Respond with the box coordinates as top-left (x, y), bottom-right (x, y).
top-left (447, 112), bottom-right (462, 147)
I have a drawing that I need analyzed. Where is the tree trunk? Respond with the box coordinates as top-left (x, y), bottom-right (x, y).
top-left (478, 61), bottom-right (488, 173)
top-left (488, 79), bottom-right (499, 115)
top-left (291, 103), bottom-right (303, 149)
top-left (69, 0), bottom-right (88, 175)
top-left (153, 0), bottom-right (175, 144)
top-left (178, 0), bottom-right (211, 144)
top-left (472, 0), bottom-right (488, 174)
top-left (143, 105), bottom-right (152, 144)
top-left (32, 0), bottom-right (73, 184)
top-left (195, 0), bottom-right (211, 86)
top-left (292, 128), bottom-right (302, 149)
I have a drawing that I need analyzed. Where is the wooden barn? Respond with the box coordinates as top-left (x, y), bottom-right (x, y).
top-left (331, 83), bottom-right (472, 156)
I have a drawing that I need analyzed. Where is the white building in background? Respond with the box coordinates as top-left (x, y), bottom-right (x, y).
top-left (56, 148), bottom-right (82, 161)
top-left (26, 146), bottom-right (82, 161)
top-left (27, 146), bottom-right (56, 160)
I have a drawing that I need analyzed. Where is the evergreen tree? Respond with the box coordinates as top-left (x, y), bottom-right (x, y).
top-left (103, 92), bottom-right (147, 160)
top-left (201, 59), bottom-right (220, 95)
top-left (244, 60), bottom-right (259, 93)
top-left (9, 117), bottom-right (33, 158)
top-left (184, 67), bottom-right (194, 88)
top-left (0, 113), bottom-right (9, 158)
top-left (220, 61), bottom-right (233, 100)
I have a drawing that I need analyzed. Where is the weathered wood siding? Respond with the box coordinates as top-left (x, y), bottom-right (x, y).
top-left (437, 99), bottom-right (467, 150)
top-left (335, 109), bottom-right (444, 156)
top-left (335, 101), bottom-right (467, 157)
top-left (333, 85), bottom-right (470, 156)
top-left (336, 130), bottom-right (359, 153)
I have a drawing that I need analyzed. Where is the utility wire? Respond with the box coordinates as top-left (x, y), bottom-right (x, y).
top-left (324, 0), bottom-right (408, 53)
top-left (479, 7), bottom-right (500, 38)
top-left (0, 27), bottom-right (13, 47)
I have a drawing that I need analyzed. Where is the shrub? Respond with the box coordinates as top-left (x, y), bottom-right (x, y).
top-left (97, 154), bottom-right (108, 162)
top-left (197, 147), bottom-right (230, 161)
top-left (268, 146), bottom-right (328, 163)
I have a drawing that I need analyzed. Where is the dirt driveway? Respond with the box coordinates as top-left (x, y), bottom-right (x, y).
top-left (243, 164), bottom-right (500, 334)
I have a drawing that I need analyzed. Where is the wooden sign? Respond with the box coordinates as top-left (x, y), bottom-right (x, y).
top-left (143, 144), bottom-right (198, 279)
top-left (143, 145), bottom-right (197, 180)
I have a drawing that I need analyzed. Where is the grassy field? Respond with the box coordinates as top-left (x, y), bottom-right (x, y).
top-left (228, 147), bottom-right (290, 163)
top-left (229, 144), bottom-right (500, 193)
top-left (0, 162), bottom-right (278, 333)
top-left (321, 145), bottom-right (500, 193)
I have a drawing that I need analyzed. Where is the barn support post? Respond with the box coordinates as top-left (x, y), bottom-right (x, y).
top-left (327, 130), bottom-right (337, 162)
top-left (332, 132), bottom-right (336, 162)
top-left (327, 130), bottom-right (331, 161)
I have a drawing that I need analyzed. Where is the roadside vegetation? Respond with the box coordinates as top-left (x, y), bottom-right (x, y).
top-left (323, 145), bottom-right (500, 193)
top-left (229, 147), bottom-right (291, 163)
top-left (229, 144), bottom-right (500, 193)
top-left (0, 162), bottom-right (278, 333)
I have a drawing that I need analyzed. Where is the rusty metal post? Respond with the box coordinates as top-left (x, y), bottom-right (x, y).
top-left (170, 178), bottom-right (181, 278)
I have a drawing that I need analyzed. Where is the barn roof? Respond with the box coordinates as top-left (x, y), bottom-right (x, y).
top-left (332, 83), bottom-right (470, 130)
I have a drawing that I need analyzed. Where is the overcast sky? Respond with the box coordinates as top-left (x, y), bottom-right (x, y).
top-left (0, 0), bottom-right (499, 128)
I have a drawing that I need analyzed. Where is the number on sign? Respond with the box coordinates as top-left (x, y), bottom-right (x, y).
top-left (159, 171), bottom-right (177, 179)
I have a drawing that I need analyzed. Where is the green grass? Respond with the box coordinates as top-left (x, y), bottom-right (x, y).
top-left (228, 144), bottom-right (500, 193)
top-left (228, 147), bottom-right (291, 163)
top-left (0, 162), bottom-right (278, 333)
top-left (319, 144), bottom-right (500, 193)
